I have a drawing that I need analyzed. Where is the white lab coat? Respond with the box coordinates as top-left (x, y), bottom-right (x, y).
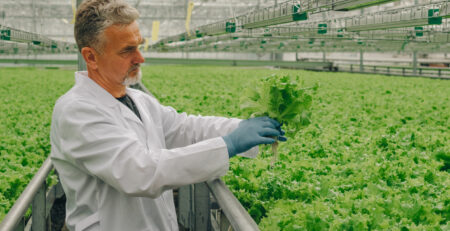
top-left (50, 71), bottom-right (257, 231)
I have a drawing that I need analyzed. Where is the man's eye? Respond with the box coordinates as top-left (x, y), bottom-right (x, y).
top-left (120, 50), bottom-right (132, 55)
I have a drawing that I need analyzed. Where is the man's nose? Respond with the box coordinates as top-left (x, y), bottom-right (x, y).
top-left (134, 50), bottom-right (145, 64)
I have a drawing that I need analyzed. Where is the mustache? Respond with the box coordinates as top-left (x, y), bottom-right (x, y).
top-left (128, 64), bottom-right (140, 73)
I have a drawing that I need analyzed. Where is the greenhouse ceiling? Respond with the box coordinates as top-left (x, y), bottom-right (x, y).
top-left (0, 0), bottom-right (448, 53)
top-left (0, 0), bottom-right (276, 42)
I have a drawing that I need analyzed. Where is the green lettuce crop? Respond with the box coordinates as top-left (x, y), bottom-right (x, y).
top-left (239, 74), bottom-right (318, 166)
top-left (240, 75), bottom-right (317, 131)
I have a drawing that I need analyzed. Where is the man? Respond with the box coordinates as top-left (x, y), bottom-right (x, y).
top-left (50, 0), bottom-right (285, 230)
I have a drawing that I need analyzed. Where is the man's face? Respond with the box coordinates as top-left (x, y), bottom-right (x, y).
top-left (96, 21), bottom-right (145, 86)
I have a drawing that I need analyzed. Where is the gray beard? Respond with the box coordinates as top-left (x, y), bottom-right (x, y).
top-left (122, 69), bottom-right (142, 86)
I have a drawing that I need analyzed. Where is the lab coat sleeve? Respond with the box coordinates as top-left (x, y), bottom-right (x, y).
top-left (158, 103), bottom-right (259, 158)
top-left (160, 104), bottom-right (239, 148)
top-left (55, 99), bottom-right (229, 198)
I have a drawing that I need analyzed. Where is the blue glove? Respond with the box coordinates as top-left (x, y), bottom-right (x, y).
top-left (223, 117), bottom-right (287, 158)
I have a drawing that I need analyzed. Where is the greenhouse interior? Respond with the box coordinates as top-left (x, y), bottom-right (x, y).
top-left (0, 0), bottom-right (449, 230)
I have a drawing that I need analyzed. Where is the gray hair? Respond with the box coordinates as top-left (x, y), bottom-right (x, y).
top-left (74, 0), bottom-right (140, 53)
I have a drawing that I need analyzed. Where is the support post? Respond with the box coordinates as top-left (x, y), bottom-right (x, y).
top-left (32, 182), bottom-right (46, 231)
top-left (275, 53), bottom-right (283, 61)
top-left (178, 183), bottom-right (212, 231)
top-left (0, 11), bottom-right (5, 25)
top-left (413, 51), bottom-right (417, 75)
top-left (77, 0), bottom-right (87, 71)
top-left (77, 55), bottom-right (87, 71)
top-left (178, 185), bottom-right (193, 229)
top-left (32, 0), bottom-right (37, 34)
top-left (219, 212), bottom-right (232, 231)
top-left (359, 50), bottom-right (364, 72)
top-left (194, 183), bottom-right (211, 231)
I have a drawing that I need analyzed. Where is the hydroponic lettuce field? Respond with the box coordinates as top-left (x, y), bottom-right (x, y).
top-left (144, 66), bottom-right (450, 230)
top-left (0, 67), bottom-right (74, 220)
top-left (1, 65), bottom-right (449, 230)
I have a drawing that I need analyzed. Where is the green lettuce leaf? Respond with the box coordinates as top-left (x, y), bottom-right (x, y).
top-left (240, 75), bottom-right (317, 131)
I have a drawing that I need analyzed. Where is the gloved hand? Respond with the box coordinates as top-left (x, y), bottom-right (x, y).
top-left (223, 117), bottom-right (287, 158)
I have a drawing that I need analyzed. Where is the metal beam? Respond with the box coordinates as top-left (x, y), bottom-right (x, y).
top-left (332, 0), bottom-right (398, 11)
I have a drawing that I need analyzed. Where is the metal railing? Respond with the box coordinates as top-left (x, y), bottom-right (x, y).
top-left (177, 180), bottom-right (259, 231)
top-left (0, 81), bottom-right (260, 231)
top-left (207, 180), bottom-right (259, 231)
top-left (339, 64), bottom-right (450, 79)
top-left (0, 158), bottom-right (259, 231)
top-left (0, 158), bottom-right (65, 231)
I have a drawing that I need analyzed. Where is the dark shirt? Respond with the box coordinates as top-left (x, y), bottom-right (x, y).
top-left (116, 94), bottom-right (142, 121)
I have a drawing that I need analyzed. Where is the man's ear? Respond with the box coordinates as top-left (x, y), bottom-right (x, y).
top-left (81, 47), bottom-right (99, 70)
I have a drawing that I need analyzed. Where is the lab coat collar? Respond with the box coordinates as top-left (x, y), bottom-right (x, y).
top-left (75, 71), bottom-right (119, 108)
top-left (74, 71), bottom-right (143, 125)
